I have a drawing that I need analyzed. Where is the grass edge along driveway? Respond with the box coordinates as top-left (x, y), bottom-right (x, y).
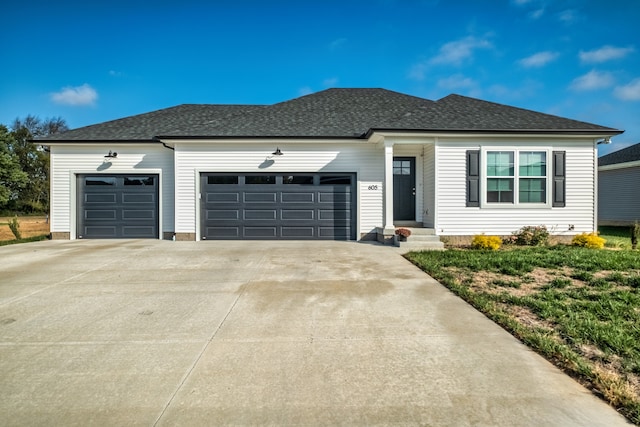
top-left (405, 246), bottom-right (640, 425)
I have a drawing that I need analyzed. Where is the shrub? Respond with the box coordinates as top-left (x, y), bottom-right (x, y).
top-left (471, 234), bottom-right (502, 250)
top-left (511, 225), bottom-right (549, 246)
top-left (571, 232), bottom-right (606, 249)
top-left (631, 222), bottom-right (640, 250)
top-left (8, 216), bottom-right (21, 240)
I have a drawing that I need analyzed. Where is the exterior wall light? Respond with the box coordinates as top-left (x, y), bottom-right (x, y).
top-left (272, 147), bottom-right (283, 156)
top-left (104, 150), bottom-right (118, 158)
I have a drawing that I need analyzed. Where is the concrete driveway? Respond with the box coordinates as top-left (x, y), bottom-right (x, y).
top-left (0, 240), bottom-right (631, 426)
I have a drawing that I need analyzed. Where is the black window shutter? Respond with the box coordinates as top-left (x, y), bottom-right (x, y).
top-left (552, 151), bottom-right (566, 207)
top-left (466, 150), bottom-right (480, 207)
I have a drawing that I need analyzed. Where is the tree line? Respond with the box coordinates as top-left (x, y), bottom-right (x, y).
top-left (0, 116), bottom-right (68, 213)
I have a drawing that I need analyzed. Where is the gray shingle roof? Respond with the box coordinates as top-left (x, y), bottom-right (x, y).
top-left (599, 142), bottom-right (640, 166)
top-left (38, 88), bottom-right (622, 142)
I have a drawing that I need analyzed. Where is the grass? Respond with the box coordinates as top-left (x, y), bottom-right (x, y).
top-left (600, 226), bottom-right (634, 249)
top-left (0, 235), bottom-right (50, 246)
top-left (406, 246), bottom-right (640, 425)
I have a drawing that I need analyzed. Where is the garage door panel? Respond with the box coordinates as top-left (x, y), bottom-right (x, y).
top-left (207, 210), bottom-right (240, 220)
top-left (244, 210), bottom-right (277, 220)
top-left (244, 192), bottom-right (277, 203)
top-left (85, 210), bottom-right (117, 220)
top-left (244, 227), bottom-right (278, 238)
top-left (282, 227), bottom-right (315, 237)
top-left (281, 209), bottom-right (314, 220)
top-left (206, 227), bottom-right (240, 237)
top-left (85, 194), bottom-right (117, 203)
top-left (122, 210), bottom-right (155, 220)
top-left (122, 193), bottom-right (155, 203)
top-left (208, 193), bottom-right (239, 203)
top-left (201, 173), bottom-right (355, 240)
top-left (77, 174), bottom-right (159, 239)
top-left (281, 192), bottom-right (315, 203)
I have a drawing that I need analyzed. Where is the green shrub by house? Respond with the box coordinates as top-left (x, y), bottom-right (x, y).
top-left (509, 225), bottom-right (549, 246)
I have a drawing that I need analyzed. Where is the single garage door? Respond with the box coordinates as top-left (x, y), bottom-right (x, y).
top-left (77, 174), bottom-right (159, 239)
top-left (201, 173), bottom-right (356, 240)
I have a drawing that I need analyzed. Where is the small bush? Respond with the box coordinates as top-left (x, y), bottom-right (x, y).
top-left (631, 222), bottom-right (640, 250)
top-left (471, 234), bottom-right (502, 250)
top-left (572, 232), bottom-right (606, 249)
top-left (8, 216), bottom-right (21, 240)
top-left (511, 225), bottom-right (549, 246)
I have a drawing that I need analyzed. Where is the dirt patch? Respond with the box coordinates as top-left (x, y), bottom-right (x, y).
top-left (0, 216), bottom-right (50, 241)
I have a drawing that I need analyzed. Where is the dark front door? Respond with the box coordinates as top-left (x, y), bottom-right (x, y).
top-left (393, 157), bottom-right (416, 221)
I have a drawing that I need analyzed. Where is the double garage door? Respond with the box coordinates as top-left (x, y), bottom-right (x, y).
top-left (201, 173), bottom-right (356, 240)
top-left (77, 174), bottom-right (159, 239)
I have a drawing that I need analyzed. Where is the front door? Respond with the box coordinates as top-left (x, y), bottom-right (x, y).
top-left (393, 157), bottom-right (416, 221)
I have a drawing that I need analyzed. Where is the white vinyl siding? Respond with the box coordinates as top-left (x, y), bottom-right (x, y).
top-left (49, 144), bottom-right (174, 238)
top-left (434, 139), bottom-right (596, 235)
top-left (598, 166), bottom-right (640, 223)
top-left (173, 142), bottom-right (382, 239)
top-left (423, 144), bottom-right (435, 227)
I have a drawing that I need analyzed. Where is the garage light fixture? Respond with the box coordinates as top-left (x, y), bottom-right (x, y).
top-left (104, 150), bottom-right (118, 159)
top-left (272, 147), bottom-right (283, 156)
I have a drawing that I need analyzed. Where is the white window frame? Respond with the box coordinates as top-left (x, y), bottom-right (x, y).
top-left (481, 147), bottom-right (551, 209)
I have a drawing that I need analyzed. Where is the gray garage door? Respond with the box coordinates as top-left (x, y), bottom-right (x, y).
top-left (77, 174), bottom-right (159, 239)
top-left (201, 173), bottom-right (356, 240)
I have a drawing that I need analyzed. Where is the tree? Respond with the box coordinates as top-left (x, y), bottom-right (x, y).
top-left (0, 125), bottom-right (29, 208)
top-left (9, 116), bottom-right (68, 212)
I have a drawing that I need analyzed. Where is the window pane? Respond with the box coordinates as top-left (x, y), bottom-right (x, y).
top-left (245, 176), bottom-right (275, 184)
top-left (519, 152), bottom-right (546, 177)
top-left (393, 167), bottom-right (402, 175)
top-left (283, 175), bottom-right (314, 185)
top-left (319, 176), bottom-right (351, 185)
top-left (487, 151), bottom-right (514, 176)
top-left (208, 176), bottom-right (238, 184)
top-left (487, 178), bottom-right (514, 203)
top-left (519, 178), bottom-right (546, 203)
top-left (124, 176), bottom-right (155, 186)
top-left (86, 177), bottom-right (116, 186)
top-left (393, 161), bottom-right (401, 168)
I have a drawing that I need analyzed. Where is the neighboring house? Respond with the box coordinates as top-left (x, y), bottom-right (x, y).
top-left (598, 142), bottom-right (640, 226)
top-left (36, 88), bottom-right (622, 242)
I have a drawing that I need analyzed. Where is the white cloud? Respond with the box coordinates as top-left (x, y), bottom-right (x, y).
top-left (614, 78), bottom-right (640, 101)
top-left (50, 84), bottom-right (98, 106)
top-left (429, 36), bottom-right (492, 66)
top-left (511, 0), bottom-right (532, 5)
top-left (518, 51), bottom-right (559, 68)
top-left (569, 70), bottom-right (615, 91)
top-left (437, 74), bottom-right (476, 90)
top-left (298, 86), bottom-right (313, 96)
top-left (530, 8), bottom-right (544, 19)
top-left (579, 45), bottom-right (635, 63)
top-left (558, 9), bottom-right (579, 24)
top-left (109, 70), bottom-right (124, 77)
top-left (328, 38), bottom-right (347, 51)
top-left (323, 77), bottom-right (339, 87)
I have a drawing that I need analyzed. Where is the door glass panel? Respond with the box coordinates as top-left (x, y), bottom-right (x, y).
top-left (393, 160), bottom-right (412, 175)
top-left (208, 175), bottom-right (238, 185)
top-left (245, 176), bottom-right (275, 184)
top-left (283, 176), bottom-right (314, 185)
top-left (319, 176), bottom-right (351, 185)
top-left (85, 177), bottom-right (116, 186)
top-left (124, 176), bottom-right (155, 186)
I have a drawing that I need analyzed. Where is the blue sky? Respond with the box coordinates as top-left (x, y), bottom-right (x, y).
top-left (1, 0), bottom-right (638, 155)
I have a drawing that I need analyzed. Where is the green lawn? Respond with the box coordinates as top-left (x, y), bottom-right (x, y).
top-left (406, 245), bottom-right (640, 425)
top-left (600, 226), bottom-right (635, 249)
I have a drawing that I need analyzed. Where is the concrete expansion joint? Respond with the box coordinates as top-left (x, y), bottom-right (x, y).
top-left (152, 282), bottom-right (246, 426)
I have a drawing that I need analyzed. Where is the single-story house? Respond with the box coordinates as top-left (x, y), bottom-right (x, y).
top-left (36, 88), bottom-right (623, 242)
top-left (598, 142), bottom-right (640, 226)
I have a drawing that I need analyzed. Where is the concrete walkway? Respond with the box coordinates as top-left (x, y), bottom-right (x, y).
top-left (0, 240), bottom-right (631, 426)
